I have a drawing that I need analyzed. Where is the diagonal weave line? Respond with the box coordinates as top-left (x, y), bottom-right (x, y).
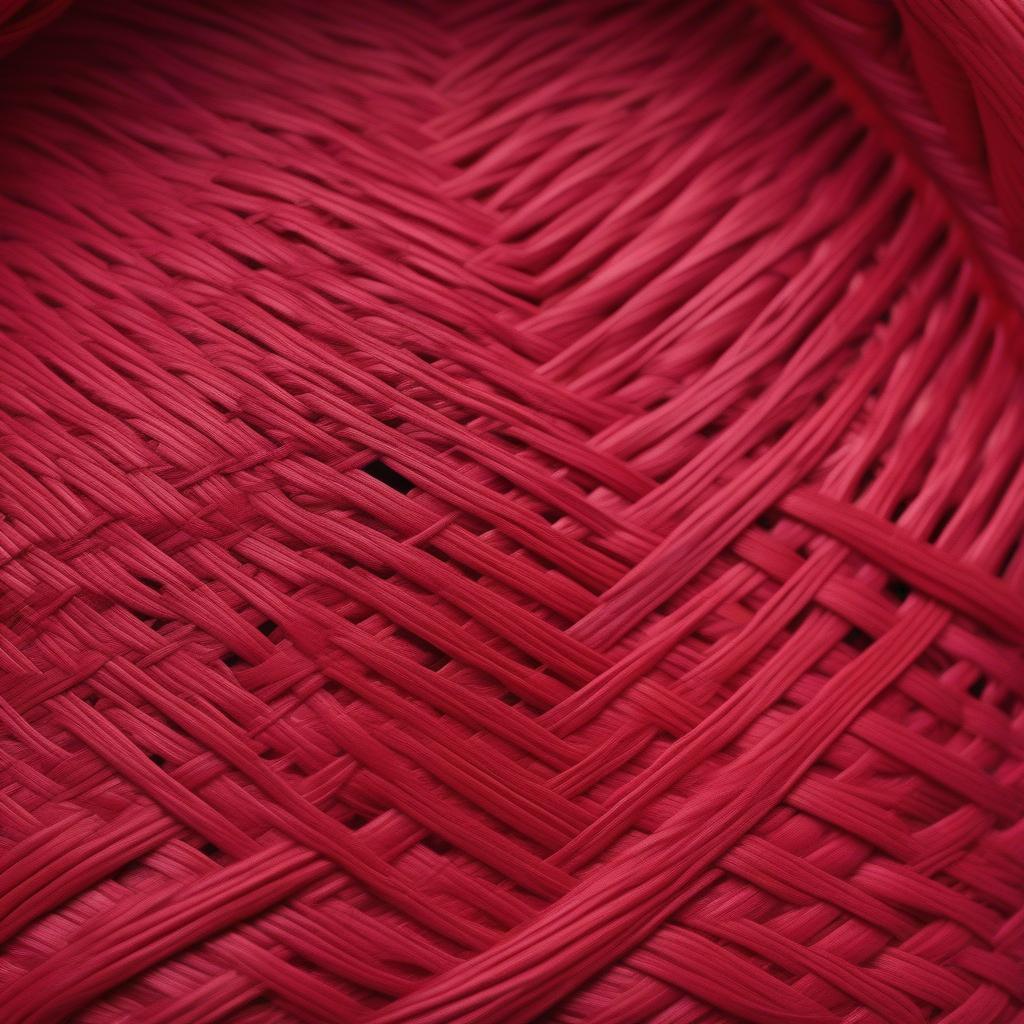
top-left (782, 488), bottom-right (1024, 642)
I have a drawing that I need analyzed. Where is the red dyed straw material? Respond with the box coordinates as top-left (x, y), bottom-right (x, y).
top-left (0, 1), bottom-right (1022, 1022)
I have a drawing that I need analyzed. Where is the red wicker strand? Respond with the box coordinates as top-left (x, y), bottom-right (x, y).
top-left (0, 1), bottom-right (1022, 1023)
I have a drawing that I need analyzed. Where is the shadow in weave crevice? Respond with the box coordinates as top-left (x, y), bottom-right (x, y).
top-left (843, 627), bottom-right (871, 652)
top-left (884, 576), bottom-right (911, 603)
top-left (132, 609), bottom-right (170, 631)
top-left (218, 619), bottom-right (279, 669)
top-left (928, 506), bottom-right (956, 544)
top-left (421, 834), bottom-right (452, 855)
top-left (362, 458), bottom-right (414, 494)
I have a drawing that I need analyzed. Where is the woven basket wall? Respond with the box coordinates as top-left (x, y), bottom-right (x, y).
top-left (1, 1), bottom-right (1022, 1022)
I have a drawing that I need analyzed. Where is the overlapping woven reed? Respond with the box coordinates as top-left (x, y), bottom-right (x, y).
top-left (1, 1), bottom-right (1022, 1022)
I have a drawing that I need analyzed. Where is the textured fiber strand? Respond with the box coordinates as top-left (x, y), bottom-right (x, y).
top-left (776, 0), bottom-right (1024, 256)
top-left (1, 1), bottom-right (1023, 1023)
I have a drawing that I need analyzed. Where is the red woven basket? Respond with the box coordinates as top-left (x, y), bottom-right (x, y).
top-left (1, 1), bottom-right (1022, 1022)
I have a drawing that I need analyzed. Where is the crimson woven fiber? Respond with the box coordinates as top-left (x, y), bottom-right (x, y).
top-left (0, 1), bottom-right (1022, 1022)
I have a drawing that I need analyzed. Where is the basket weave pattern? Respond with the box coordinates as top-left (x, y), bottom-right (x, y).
top-left (0, 1), bottom-right (1022, 1022)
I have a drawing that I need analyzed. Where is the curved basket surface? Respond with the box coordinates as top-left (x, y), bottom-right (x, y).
top-left (0, 1), bottom-right (1021, 1023)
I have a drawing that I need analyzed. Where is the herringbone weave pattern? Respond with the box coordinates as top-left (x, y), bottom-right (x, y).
top-left (0, 1), bottom-right (1022, 1022)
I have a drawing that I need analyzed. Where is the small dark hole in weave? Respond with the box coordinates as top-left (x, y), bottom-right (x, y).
top-left (422, 834), bottom-right (452, 855)
top-left (495, 432), bottom-right (529, 455)
top-left (968, 678), bottom-right (986, 699)
top-left (149, 753), bottom-right (166, 767)
top-left (500, 692), bottom-right (519, 706)
top-left (891, 498), bottom-right (910, 523)
top-left (199, 842), bottom-right (220, 858)
top-left (844, 628), bottom-right (871, 651)
top-left (416, 352), bottom-right (438, 364)
top-left (855, 464), bottom-right (878, 496)
top-left (885, 577), bottom-right (910, 602)
top-left (288, 954), bottom-right (326, 981)
top-left (787, 606), bottom-right (812, 633)
top-left (347, 814), bottom-right (369, 830)
top-left (221, 651), bottom-right (243, 667)
top-left (390, 627), bottom-right (447, 669)
top-left (756, 511), bottom-right (779, 531)
top-left (363, 459), bottom-right (413, 494)
top-left (257, 619), bottom-right (278, 638)
top-left (997, 538), bottom-right (1019, 577)
top-left (928, 506), bottom-right (955, 544)
top-left (139, 577), bottom-right (163, 591)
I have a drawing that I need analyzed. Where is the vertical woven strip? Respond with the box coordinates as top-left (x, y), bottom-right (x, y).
top-left (0, 1), bottom-right (1022, 1022)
